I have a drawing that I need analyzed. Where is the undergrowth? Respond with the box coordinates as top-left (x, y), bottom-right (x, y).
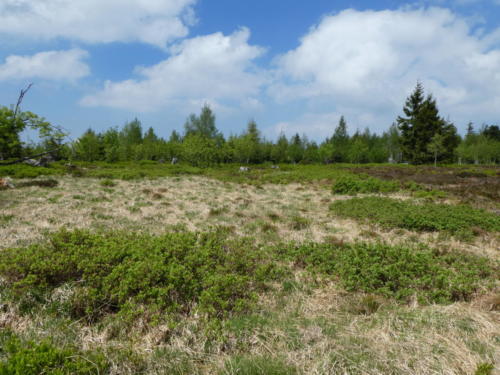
top-left (330, 197), bottom-right (500, 238)
top-left (0, 229), bottom-right (284, 322)
top-left (0, 331), bottom-right (108, 375)
top-left (278, 241), bottom-right (496, 304)
top-left (332, 175), bottom-right (401, 194)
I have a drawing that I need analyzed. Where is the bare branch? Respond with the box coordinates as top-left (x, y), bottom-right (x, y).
top-left (14, 83), bottom-right (33, 118)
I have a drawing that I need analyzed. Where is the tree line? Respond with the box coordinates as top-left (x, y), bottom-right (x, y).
top-left (1, 83), bottom-right (499, 165)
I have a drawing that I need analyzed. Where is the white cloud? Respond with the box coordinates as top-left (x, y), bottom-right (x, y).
top-left (0, 49), bottom-right (90, 81)
top-left (0, 0), bottom-right (195, 47)
top-left (272, 7), bottom-right (500, 132)
top-left (81, 28), bottom-right (267, 112)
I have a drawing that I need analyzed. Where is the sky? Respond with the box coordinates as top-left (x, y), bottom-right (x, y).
top-left (1, 0), bottom-right (500, 142)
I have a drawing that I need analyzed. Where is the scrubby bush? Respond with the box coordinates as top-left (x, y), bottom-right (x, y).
top-left (332, 175), bottom-right (400, 195)
top-left (0, 164), bottom-right (61, 178)
top-left (0, 331), bottom-right (108, 375)
top-left (280, 241), bottom-right (496, 304)
top-left (0, 230), bottom-right (284, 321)
top-left (330, 197), bottom-right (500, 237)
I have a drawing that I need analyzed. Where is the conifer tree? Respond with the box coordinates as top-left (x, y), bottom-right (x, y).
top-left (397, 82), bottom-right (458, 164)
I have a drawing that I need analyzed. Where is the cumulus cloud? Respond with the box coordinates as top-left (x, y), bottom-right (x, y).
top-left (81, 28), bottom-right (267, 112)
top-left (0, 49), bottom-right (90, 81)
top-left (272, 7), bottom-right (500, 132)
top-left (0, 0), bottom-right (196, 47)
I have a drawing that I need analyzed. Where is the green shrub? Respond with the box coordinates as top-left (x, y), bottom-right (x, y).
top-left (330, 197), bottom-right (500, 237)
top-left (0, 332), bottom-right (108, 375)
top-left (0, 230), bottom-right (284, 321)
top-left (0, 164), bottom-right (61, 179)
top-left (279, 241), bottom-right (495, 304)
top-left (332, 175), bottom-right (400, 195)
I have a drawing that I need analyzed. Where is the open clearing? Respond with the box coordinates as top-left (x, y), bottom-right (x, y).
top-left (0, 164), bottom-right (499, 374)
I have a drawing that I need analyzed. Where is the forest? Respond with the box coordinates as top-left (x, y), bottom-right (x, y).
top-left (2, 83), bottom-right (500, 166)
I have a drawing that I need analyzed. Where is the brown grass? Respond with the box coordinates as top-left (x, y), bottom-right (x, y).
top-left (1, 174), bottom-right (499, 374)
top-left (1, 176), bottom-right (498, 260)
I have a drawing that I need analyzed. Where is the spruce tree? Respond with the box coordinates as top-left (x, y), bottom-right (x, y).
top-left (397, 83), bottom-right (458, 164)
top-left (330, 116), bottom-right (350, 162)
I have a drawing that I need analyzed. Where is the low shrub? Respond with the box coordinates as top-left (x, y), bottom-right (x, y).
top-left (0, 230), bottom-right (284, 321)
top-left (332, 175), bottom-right (400, 195)
top-left (330, 197), bottom-right (500, 237)
top-left (0, 331), bottom-right (108, 375)
top-left (279, 241), bottom-right (496, 304)
top-left (0, 164), bottom-right (61, 179)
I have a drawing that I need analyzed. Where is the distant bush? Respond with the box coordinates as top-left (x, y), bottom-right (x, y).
top-left (0, 331), bottom-right (108, 375)
top-left (332, 175), bottom-right (400, 195)
top-left (330, 197), bottom-right (500, 237)
top-left (0, 164), bottom-right (61, 179)
top-left (280, 241), bottom-right (496, 304)
top-left (0, 230), bottom-right (284, 321)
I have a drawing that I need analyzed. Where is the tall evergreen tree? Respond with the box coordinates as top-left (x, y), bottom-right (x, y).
top-left (397, 82), bottom-right (458, 164)
top-left (330, 116), bottom-right (350, 162)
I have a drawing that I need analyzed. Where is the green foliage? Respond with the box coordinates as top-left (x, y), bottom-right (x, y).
top-left (0, 105), bottom-right (65, 160)
top-left (221, 356), bottom-right (297, 375)
top-left (332, 175), bottom-right (400, 195)
top-left (0, 230), bottom-right (284, 321)
top-left (0, 332), bottom-right (108, 375)
top-left (0, 164), bottom-right (62, 178)
top-left (99, 178), bottom-right (116, 187)
top-left (280, 241), bottom-right (495, 303)
top-left (397, 83), bottom-right (459, 164)
top-left (330, 197), bottom-right (500, 237)
top-left (475, 363), bottom-right (495, 375)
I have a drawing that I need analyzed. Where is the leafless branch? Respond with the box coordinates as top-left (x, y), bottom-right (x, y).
top-left (14, 83), bottom-right (33, 118)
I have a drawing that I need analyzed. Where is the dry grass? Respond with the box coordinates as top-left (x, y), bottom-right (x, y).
top-left (1, 176), bottom-right (498, 260)
top-left (1, 175), bottom-right (499, 374)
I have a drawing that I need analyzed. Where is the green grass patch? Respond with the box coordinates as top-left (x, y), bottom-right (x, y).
top-left (0, 230), bottom-right (285, 322)
top-left (279, 241), bottom-right (496, 304)
top-left (330, 197), bottom-right (500, 237)
top-left (221, 355), bottom-right (297, 375)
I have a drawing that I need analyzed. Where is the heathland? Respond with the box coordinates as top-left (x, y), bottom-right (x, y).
top-left (0, 162), bottom-right (499, 374)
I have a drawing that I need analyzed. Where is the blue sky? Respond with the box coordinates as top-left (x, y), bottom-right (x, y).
top-left (1, 0), bottom-right (500, 142)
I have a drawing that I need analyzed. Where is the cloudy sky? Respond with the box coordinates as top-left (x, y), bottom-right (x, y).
top-left (1, 0), bottom-right (500, 141)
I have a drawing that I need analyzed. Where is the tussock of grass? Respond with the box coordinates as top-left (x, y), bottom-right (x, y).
top-left (221, 356), bottom-right (297, 375)
top-left (0, 230), bottom-right (284, 322)
top-left (330, 197), bottom-right (500, 237)
top-left (279, 241), bottom-right (496, 303)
